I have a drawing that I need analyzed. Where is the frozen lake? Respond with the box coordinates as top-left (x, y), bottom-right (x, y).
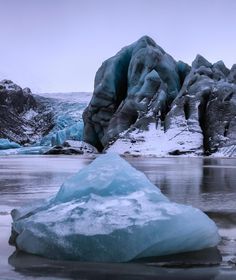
top-left (0, 156), bottom-right (236, 279)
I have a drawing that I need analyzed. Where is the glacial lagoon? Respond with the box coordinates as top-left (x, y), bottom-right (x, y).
top-left (0, 156), bottom-right (236, 279)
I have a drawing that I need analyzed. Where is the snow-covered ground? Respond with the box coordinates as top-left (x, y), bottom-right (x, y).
top-left (108, 122), bottom-right (203, 157)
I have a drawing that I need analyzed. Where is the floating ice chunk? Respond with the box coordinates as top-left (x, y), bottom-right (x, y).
top-left (0, 146), bottom-right (50, 156)
top-left (10, 153), bottom-right (220, 262)
top-left (0, 138), bottom-right (21, 150)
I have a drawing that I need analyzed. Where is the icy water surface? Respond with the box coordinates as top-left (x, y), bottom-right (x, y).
top-left (0, 156), bottom-right (236, 280)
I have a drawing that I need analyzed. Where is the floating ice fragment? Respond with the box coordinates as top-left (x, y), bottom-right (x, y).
top-left (0, 138), bottom-right (21, 150)
top-left (10, 153), bottom-right (220, 262)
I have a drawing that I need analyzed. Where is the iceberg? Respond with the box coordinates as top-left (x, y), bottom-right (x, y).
top-left (0, 146), bottom-right (50, 156)
top-left (0, 138), bottom-right (21, 150)
top-left (10, 154), bottom-right (220, 262)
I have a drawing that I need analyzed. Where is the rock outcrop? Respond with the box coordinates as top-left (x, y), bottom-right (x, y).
top-left (44, 140), bottom-right (97, 155)
top-left (83, 36), bottom-right (236, 156)
top-left (0, 80), bottom-right (53, 144)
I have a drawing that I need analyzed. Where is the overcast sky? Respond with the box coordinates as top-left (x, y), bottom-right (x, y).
top-left (1, 0), bottom-right (236, 93)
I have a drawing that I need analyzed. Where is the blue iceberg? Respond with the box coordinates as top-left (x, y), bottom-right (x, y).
top-left (0, 138), bottom-right (21, 150)
top-left (0, 145), bottom-right (51, 156)
top-left (10, 154), bottom-right (220, 262)
top-left (39, 95), bottom-right (87, 147)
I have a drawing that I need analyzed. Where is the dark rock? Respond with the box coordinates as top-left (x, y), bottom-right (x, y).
top-left (44, 140), bottom-right (97, 155)
top-left (229, 257), bottom-right (236, 265)
top-left (0, 80), bottom-right (54, 144)
top-left (168, 149), bottom-right (194, 156)
top-left (228, 64), bottom-right (236, 84)
top-left (0, 80), bottom-right (37, 114)
top-left (44, 145), bottom-right (84, 155)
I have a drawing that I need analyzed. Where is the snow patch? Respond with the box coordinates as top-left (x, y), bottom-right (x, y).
top-left (108, 122), bottom-right (203, 157)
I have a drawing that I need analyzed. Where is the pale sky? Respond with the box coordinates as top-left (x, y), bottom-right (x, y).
top-left (0, 0), bottom-right (236, 93)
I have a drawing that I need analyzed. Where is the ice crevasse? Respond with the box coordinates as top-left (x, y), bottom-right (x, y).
top-left (10, 153), bottom-right (220, 262)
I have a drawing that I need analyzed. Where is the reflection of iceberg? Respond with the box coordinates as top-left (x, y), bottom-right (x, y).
top-left (8, 250), bottom-right (221, 279)
top-left (10, 154), bottom-right (220, 262)
top-left (0, 139), bottom-right (21, 149)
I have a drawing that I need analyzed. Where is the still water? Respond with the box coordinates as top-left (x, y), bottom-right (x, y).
top-left (0, 155), bottom-right (236, 280)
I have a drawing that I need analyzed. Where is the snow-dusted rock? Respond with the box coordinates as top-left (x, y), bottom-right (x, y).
top-left (64, 140), bottom-right (98, 153)
top-left (44, 145), bottom-right (84, 155)
top-left (165, 55), bottom-right (236, 155)
top-left (10, 154), bottom-right (220, 262)
top-left (0, 80), bottom-right (53, 145)
top-left (44, 140), bottom-right (97, 155)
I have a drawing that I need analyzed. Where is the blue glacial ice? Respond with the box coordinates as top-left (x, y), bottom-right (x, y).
top-left (0, 138), bottom-right (21, 149)
top-left (10, 153), bottom-right (220, 262)
top-left (39, 94), bottom-right (87, 146)
top-left (50, 122), bottom-right (84, 146)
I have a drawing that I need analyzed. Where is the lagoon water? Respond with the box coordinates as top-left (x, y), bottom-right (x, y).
top-left (0, 156), bottom-right (236, 279)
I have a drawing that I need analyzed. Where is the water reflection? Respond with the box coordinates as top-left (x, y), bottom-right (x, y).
top-left (201, 158), bottom-right (236, 193)
top-left (0, 156), bottom-right (92, 208)
top-left (129, 157), bottom-right (236, 212)
top-left (0, 155), bottom-right (236, 280)
top-left (8, 251), bottom-right (221, 280)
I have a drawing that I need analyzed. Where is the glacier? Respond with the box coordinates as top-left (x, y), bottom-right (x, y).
top-left (50, 122), bottom-right (84, 146)
top-left (39, 93), bottom-right (89, 147)
top-left (10, 153), bottom-right (220, 262)
top-left (0, 138), bottom-right (21, 149)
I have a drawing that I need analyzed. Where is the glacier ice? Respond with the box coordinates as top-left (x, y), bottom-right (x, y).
top-left (50, 122), bottom-right (84, 146)
top-left (0, 138), bottom-right (21, 149)
top-left (0, 145), bottom-right (50, 156)
top-left (39, 94), bottom-right (87, 146)
top-left (10, 153), bottom-right (220, 262)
